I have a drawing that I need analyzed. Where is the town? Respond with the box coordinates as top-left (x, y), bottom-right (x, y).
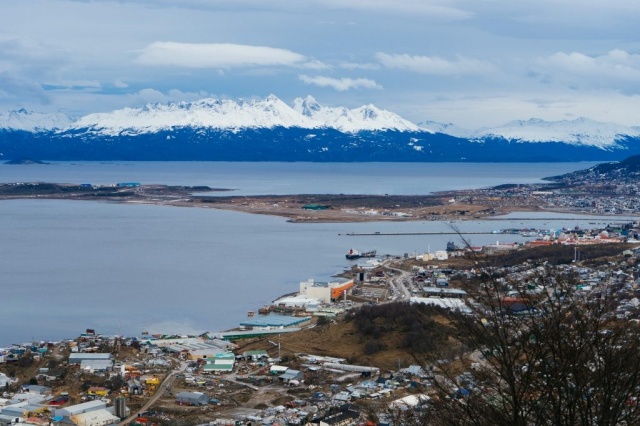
top-left (2, 215), bottom-right (640, 425)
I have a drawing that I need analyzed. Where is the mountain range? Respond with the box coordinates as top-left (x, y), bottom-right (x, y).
top-left (1, 95), bottom-right (639, 162)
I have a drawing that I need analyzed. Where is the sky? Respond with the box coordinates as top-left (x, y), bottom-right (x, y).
top-left (2, 0), bottom-right (640, 129)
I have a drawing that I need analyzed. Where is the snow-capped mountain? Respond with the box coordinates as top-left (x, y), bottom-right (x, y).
top-left (292, 95), bottom-right (422, 133)
top-left (71, 94), bottom-right (421, 135)
top-left (2, 96), bottom-right (640, 162)
top-left (475, 117), bottom-right (640, 148)
top-left (72, 95), bottom-right (316, 135)
top-left (0, 108), bottom-right (73, 131)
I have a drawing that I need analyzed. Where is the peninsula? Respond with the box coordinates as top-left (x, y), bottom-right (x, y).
top-left (1, 155), bottom-right (639, 222)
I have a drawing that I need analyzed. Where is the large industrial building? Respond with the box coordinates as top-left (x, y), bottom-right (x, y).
top-left (239, 314), bottom-right (311, 330)
top-left (299, 279), bottom-right (354, 303)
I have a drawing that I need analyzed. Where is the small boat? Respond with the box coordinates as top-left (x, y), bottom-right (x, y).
top-left (247, 311), bottom-right (255, 317)
top-left (258, 306), bottom-right (272, 315)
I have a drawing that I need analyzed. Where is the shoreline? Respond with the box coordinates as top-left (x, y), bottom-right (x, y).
top-left (0, 181), bottom-right (594, 224)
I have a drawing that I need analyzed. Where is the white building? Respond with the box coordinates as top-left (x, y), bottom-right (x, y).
top-left (70, 409), bottom-right (120, 425)
top-left (55, 400), bottom-right (107, 417)
top-left (299, 279), bottom-right (354, 304)
top-left (434, 251), bottom-right (449, 260)
top-left (0, 373), bottom-right (12, 388)
top-left (69, 353), bottom-right (112, 365)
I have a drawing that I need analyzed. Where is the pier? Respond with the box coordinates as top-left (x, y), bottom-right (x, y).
top-left (339, 232), bottom-right (499, 236)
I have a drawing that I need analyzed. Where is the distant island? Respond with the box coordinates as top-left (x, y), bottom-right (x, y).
top-left (4, 158), bottom-right (49, 165)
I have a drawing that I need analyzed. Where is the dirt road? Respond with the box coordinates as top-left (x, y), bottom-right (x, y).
top-left (118, 361), bottom-right (188, 425)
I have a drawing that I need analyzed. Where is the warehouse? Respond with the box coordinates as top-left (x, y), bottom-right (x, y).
top-left (242, 350), bottom-right (269, 361)
top-left (80, 359), bottom-right (113, 373)
top-left (299, 279), bottom-right (354, 303)
top-left (70, 409), bottom-right (120, 425)
top-left (164, 339), bottom-right (233, 360)
top-left (202, 353), bottom-right (235, 374)
top-left (239, 314), bottom-right (311, 330)
top-left (55, 400), bottom-right (107, 417)
top-left (175, 392), bottom-right (209, 406)
top-left (69, 353), bottom-right (112, 365)
top-left (216, 328), bottom-right (300, 342)
top-left (421, 287), bottom-right (467, 298)
top-left (279, 369), bottom-right (304, 384)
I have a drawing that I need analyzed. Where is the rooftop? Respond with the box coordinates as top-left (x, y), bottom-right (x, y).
top-left (422, 287), bottom-right (468, 295)
top-left (239, 314), bottom-right (311, 328)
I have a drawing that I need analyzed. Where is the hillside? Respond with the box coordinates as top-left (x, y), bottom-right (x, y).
top-left (546, 154), bottom-right (640, 182)
top-left (238, 303), bottom-right (459, 372)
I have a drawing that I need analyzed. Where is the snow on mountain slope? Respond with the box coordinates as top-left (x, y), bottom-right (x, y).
top-left (418, 120), bottom-right (471, 138)
top-left (292, 95), bottom-right (422, 132)
top-left (6, 98), bottom-right (639, 148)
top-left (70, 94), bottom-right (423, 135)
top-left (475, 117), bottom-right (640, 148)
top-left (0, 109), bottom-right (73, 131)
top-left (72, 94), bottom-right (320, 135)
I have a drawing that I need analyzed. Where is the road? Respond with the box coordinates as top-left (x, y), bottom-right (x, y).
top-left (384, 261), bottom-right (413, 300)
top-left (118, 360), bottom-right (188, 425)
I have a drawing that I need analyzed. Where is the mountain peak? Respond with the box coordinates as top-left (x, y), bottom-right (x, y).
top-left (477, 117), bottom-right (640, 147)
top-left (264, 93), bottom-right (281, 103)
top-left (65, 95), bottom-right (424, 135)
top-left (0, 109), bottom-right (73, 131)
top-left (292, 96), bottom-right (321, 117)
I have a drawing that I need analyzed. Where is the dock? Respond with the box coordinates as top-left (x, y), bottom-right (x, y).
top-left (340, 232), bottom-right (499, 236)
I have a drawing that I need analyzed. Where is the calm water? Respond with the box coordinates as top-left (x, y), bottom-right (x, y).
top-left (0, 161), bottom-right (598, 195)
top-left (0, 161), bottom-right (624, 346)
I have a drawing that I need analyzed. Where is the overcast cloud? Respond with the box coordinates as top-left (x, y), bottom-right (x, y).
top-left (2, 0), bottom-right (640, 128)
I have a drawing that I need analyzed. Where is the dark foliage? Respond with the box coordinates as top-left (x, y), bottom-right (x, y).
top-left (16, 354), bottom-right (34, 368)
top-left (364, 340), bottom-right (384, 355)
top-left (346, 302), bottom-right (449, 353)
top-left (105, 375), bottom-right (125, 391)
top-left (489, 243), bottom-right (634, 267)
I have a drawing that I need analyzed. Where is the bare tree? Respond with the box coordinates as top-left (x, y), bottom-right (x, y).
top-left (389, 251), bottom-right (640, 426)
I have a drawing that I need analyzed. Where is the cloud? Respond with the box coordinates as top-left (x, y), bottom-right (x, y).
top-left (302, 59), bottom-right (331, 70)
top-left (309, 0), bottom-right (472, 19)
top-left (537, 49), bottom-right (640, 85)
top-left (391, 88), bottom-right (640, 130)
top-left (299, 75), bottom-right (382, 91)
top-left (375, 52), bottom-right (494, 75)
top-left (43, 80), bottom-right (102, 91)
top-left (68, 0), bottom-right (472, 20)
top-left (339, 62), bottom-right (380, 70)
top-left (122, 88), bottom-right (212, 105)
top-left (137, 42), bottom-right (320, 69)
top-left (0, 71), bottom-right (50, 105)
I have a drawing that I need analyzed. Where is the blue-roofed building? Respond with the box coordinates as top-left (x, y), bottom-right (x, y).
top-left (239, 314), bottom-right (311, 330)
top-left (116, 182), bottom-right (141, 188)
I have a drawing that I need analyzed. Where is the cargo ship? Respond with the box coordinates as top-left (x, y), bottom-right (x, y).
top-left (346, 249), bottom-right (377, 260)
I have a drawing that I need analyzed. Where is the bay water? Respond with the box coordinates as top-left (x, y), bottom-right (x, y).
top-left (0, 161), bottom-right (621, 345)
